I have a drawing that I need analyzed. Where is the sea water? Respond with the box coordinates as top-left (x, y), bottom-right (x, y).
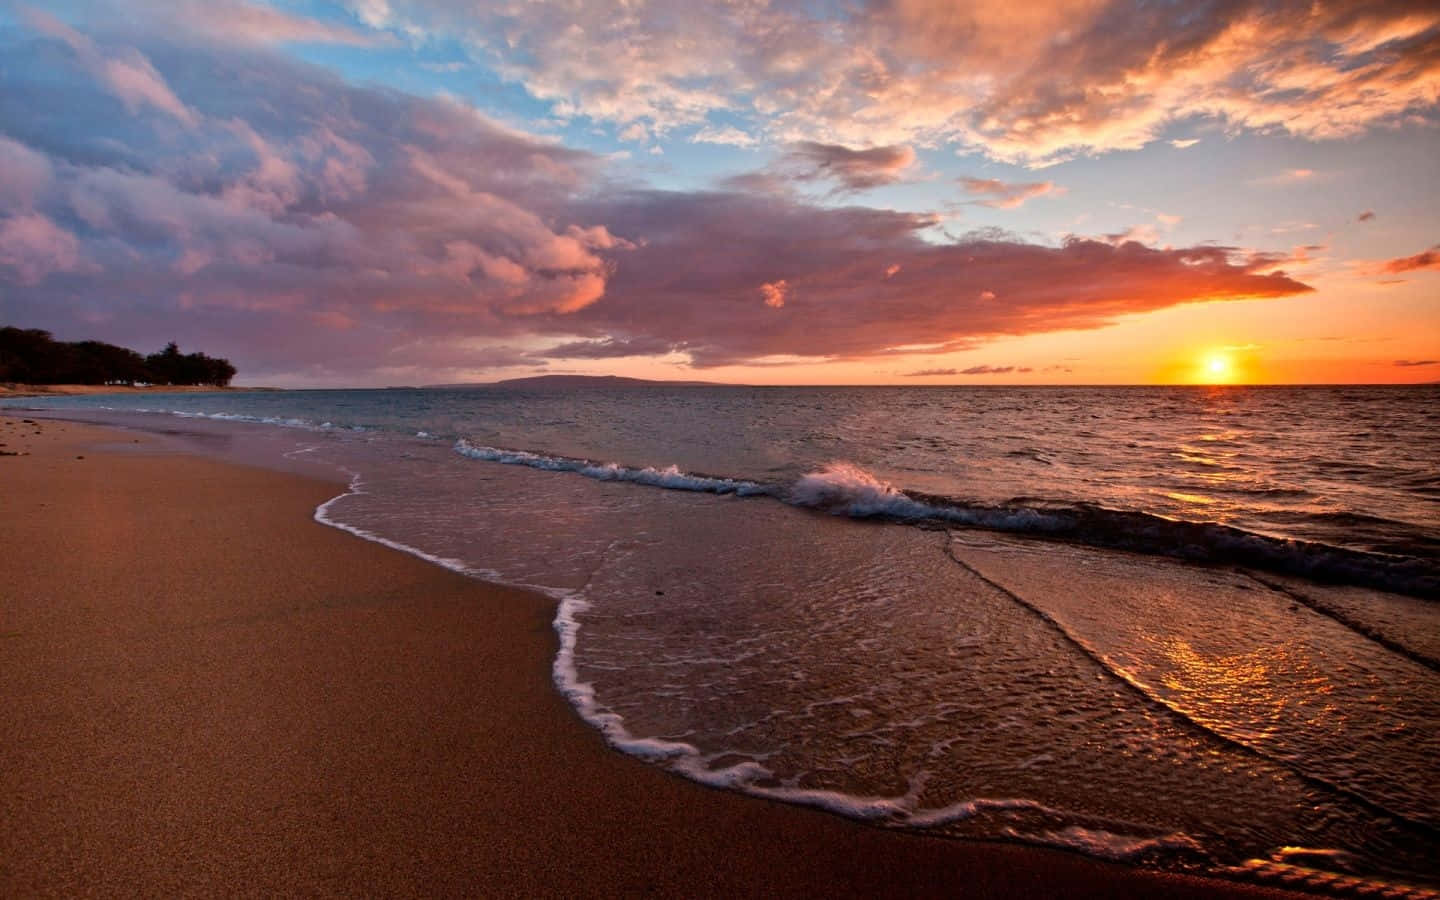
top-left (16, 384), bottom-right (1439, 894)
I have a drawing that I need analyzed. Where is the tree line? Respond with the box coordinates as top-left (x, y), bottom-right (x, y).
top-left (0, 327), bottom-right (237, 387)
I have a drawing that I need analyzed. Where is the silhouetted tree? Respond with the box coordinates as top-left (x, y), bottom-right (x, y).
top-left (145, 342), bottom-right (185, 385)
top-left (73, 341), bottom-right (149, 384)
top-left (0, 328), bottom-right (236, 386)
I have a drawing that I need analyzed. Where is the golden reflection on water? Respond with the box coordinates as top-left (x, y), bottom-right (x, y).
top-left (1164, 491), bottom-right (1217, 506)
top-left (1157, 639), bottom-right (1340, 743)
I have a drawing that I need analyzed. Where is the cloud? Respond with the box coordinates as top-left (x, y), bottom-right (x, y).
top-left (23, 8), bottom-right (199, 127)
top-left (531, 336), bottom-right (680, 359)
top-left (343, 0), bottom-right (1440, 165)
top-left (0, 18), bottom-right (1317, 382)
top-left (0, 137), bottom-right (53, 210)
top-left (164, 0), bottom-right (384, 46)
top-left (558, 189), bottom-right (1312, 367)
top-left (1108, 224), bottom-right (1161, 246)
top-left (959, 177), bottom-right (1060, 209)
top-left (0, 213), bottom-right (82, 284)
top-left (1394, 359), bottom-right (1437, 367)
top-left (619, 122), bottom-right (650, 143)
top-left (903, 365), bottom-right (1034, 376)
top-left (759, 279), bottom-right (791, 308)
top-left (1380, 245), bottom-right (1440, 273)
top-left (1358, 210), bottom-right (1376, 222)
top-left (1, 26), bottom-right (616, 364)
top-left (723, 142), bottom-right (916, 195)
top-left (1169, 139), bottom-right (1201, 149)
top-left (1252, 168), bottom-right (1320, 186)
top-left (780, 143), bottom-right (916, 191)
top-left (692, 125), bottom-right (758, 148)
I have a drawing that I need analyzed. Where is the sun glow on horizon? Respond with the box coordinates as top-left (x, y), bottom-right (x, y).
top-left (1197, 350), bottom-right (1238, 384)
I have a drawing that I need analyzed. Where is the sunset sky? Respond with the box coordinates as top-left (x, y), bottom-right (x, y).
top-left (0, 0), bottom-right (1436, 386)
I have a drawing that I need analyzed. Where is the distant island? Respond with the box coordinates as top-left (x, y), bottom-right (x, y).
top-left (423, 374), bottom-right (729, 389)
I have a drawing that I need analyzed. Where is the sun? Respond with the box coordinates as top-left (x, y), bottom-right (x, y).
top-left (1199, 351), bottom-right (1235, 383)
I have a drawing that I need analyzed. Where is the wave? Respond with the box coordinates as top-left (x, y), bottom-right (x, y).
top-left (790, 463), bottom-right (1438, 599)
top-left (453, 439), bottom-right (770, 496)
top-left (454, 446), bottom-right (1439, 598)
top-left (61, 405), bottom-right (377, 433)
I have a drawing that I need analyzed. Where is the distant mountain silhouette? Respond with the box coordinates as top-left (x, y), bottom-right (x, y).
top-left (423, 374), bottom-right (730, 389)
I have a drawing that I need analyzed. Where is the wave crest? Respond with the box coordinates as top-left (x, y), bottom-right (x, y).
top-left (453, 439), bottom-right (769, 496)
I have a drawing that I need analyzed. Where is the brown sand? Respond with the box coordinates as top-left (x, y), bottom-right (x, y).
top-left (0, 415), bottom-right (1310, 898)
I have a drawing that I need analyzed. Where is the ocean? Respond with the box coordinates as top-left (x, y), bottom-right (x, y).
top-left (16, 384), bottom-right (1439, 894)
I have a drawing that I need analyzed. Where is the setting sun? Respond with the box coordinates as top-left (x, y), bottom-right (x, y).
top-left (1199, 352), bottom-right (1236, 383)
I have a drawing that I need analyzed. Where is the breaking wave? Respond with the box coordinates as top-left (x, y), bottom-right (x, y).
top-left (454, 446), bottom-right (1439, 598)
top-left (453, 439), bottom-right (770, 496)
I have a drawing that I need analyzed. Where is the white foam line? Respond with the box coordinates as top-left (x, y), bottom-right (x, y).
top-left (307, 463), bottom-right (929, 813)
top-left (307, 464), bottom-right (687, 767)
top-left (313, 469), bottom-right (484, 578)
top-left (454, 439), bottom-right (768, 496)
top-left (311, 455), bottom-right (1210, 868)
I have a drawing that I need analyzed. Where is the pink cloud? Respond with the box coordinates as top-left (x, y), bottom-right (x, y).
top-left (24, 9), bottom-right (198, 126)
top-left (959, 177), bottom-right (1060, 209)
top-left (692, 126), bottom-right (759, 148)
top-left (0, 24), bottom-right (1318, 382)
top-left (548, 190), bottom-right (1313, 367)
top-left (0, 137), bottom-right (52, 210)
top-left (353, 0), bottom-right (1440, 164)
top-left (0, 213), bottom-right (82, 285)
top-left (170, 0), bottom-right (384, 46)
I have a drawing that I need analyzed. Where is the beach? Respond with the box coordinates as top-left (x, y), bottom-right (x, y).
top-left (0, 413), bottom-right (1319, 897)
top-left (0, 384), bottom-right (272, 398)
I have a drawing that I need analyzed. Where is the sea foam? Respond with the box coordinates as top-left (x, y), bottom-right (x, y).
top-left (453, 439), bottom-right (769, 496)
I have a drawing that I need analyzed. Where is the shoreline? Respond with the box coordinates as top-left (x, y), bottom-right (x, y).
top-left (0, 414), bottom-right (1314, 897)
top-left (1, 384), bottom-right (280, 398)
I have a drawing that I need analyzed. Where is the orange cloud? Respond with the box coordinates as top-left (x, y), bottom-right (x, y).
top-left (760, 280), bottom-right (791, 308)
top-left (0, 19), bottom-right (1321, 381)
top-left (1380, 244), bottom-right (1440, 273)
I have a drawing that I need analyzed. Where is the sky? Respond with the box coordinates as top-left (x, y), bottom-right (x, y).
top-left (0, 0), bottom-right (1436, 387)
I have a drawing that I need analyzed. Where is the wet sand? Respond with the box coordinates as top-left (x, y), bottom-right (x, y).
top-left (0, 415), bottom-right (1309, 897)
